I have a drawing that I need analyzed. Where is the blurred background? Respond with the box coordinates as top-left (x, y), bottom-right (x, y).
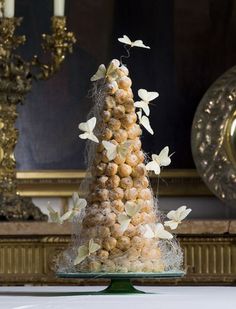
top-left (12, 0), bottom-right (236, 218)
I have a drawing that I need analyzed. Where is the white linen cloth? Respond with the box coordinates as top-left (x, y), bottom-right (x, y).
top-left (0, 286), bottom-right (235, 309)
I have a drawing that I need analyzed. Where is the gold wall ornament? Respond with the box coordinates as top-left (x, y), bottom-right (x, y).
top-left (0, 6), bottom-right (76, 221)
top-left (15, 169), bottom-right (211, 197)
top-left (225, 109), bottom-right (236, 166)
top-left (192, 66), bottom-right (236, 207)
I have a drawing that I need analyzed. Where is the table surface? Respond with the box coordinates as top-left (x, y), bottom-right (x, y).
top-left (0, 286), bottom-right (235, 309)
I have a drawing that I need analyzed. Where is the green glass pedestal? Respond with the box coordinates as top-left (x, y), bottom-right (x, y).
top-left (56, 271), bottom-right (185, 295)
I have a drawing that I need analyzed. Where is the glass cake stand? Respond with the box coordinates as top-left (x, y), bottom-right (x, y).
top-left (56, 271), bottom-right (185, 295)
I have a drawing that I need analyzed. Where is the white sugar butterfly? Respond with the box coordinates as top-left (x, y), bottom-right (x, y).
top-left (78, 117), bottom-right (99, 143)
top-left (67, 192), bottom-right (87, 219)
top-left (118, 35), bottom-right (150, 49)
top-left (164, 206), bottom-right (192, 230)
top-left (118, 201), bottom-right (142, 232)
top-left (90, 60), bottom-right (120, 82)
top-left (134, 89), bottom-right (159, 116)
top-left (137, 110), bottom-right (154, 135)
top-left (47, 204), bottom-right (72, 224)
top-left (146, 146), bottom-right (171, 175)
top-left (47, 194), bottom-right (87, 224)
top-left (74, 239), bottom-right (101, 265)
top-left (102, 140), bottom-right (132, 161)
top-left (141, 223), bottom-right (173, 240)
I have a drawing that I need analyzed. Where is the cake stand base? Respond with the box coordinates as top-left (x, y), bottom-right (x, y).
top-left (56, 271), bottom-right (185, 295)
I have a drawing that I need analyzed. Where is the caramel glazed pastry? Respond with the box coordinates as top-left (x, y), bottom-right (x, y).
top-left (76, 59), bottom-right (164, 273)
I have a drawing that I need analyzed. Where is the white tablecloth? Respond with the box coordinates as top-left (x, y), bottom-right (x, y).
top-left (0, 286), bottom-right (235, 309)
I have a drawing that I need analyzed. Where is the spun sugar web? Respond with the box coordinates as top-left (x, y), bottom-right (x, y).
top-left (56, 34), bottom-right (191, 274)
top-left (57, 73), bottom-right (185, 274)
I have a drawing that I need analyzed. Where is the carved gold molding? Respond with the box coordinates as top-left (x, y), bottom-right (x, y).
top-left (16, 169), bottom-right (211, 197)
top-left (0, 231), bottom-right (235, 285)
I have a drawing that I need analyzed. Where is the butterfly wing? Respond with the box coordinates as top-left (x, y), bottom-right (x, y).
top-left (102, 141), bottom-right (117, 161)
top-left (134, 101), bottom-right (150, 116)
top-left (74, 245), bottom-right (89, 265)
top-left (87, 117), bottom-right (97, 132)
top-left (78, 121), bottom-right (89, 133)
top-left (60, 210), bottom-right (73, 222)
top-left (76, 198), bottom-right (87, 211)
top-left (118, 141), bottom-right (132, 158)
top-left (178, 206), bottom-right (192, 221)
top-left (88, 133), bottom-right (99, 143)
top-left (155, 223), bottom-right (173, 240)
top-left (141, 224), bottom-right (155, 238)
top-left (89, 239), bottom-right (101, 254)
top-left (137, 110), bottom-right (142, 122)
top-left (47, 205), bottom-right (62, 223)
top-left (118, 35), bottom-right (132, 46)
top-left (79, 132), bottom-right (89, 140)
top-left (106, 61), bottom-right (118, 77)
top-left (164, 220), bottom-right (179, 230)
top-left (118, 214), bottom-right (131, 232)
top-left (158, 146), bottom-right (171, 167)
top-left (146, 91), bottom-right (159, 102)
top-left (72, 192), bottom-right (79, 207)
top-left (138, 89), bottom-right (148, 101)
top-left (90, 64), bottom-right (106, 81)
top-left (132, 40), bottom-right (150, 49)
top-left (125, 201), bottom-right (141, 217)
top-left (146, 160), bottom-right (160, 175)
top-left (140, 115), bottom-right (154, 135)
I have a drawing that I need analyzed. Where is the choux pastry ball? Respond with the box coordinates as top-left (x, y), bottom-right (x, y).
top-left (116, 236), bottom-right (131, 251)
top-left (102, 128), bottom-right (113, 140)
top-left (118, 163), bottom-right (132, 177)
top-left (131, 163), bottom-right (146, 177)
top-left (138, 188), bottom-right (152, 200)
top-left (120, 176), bottom-right (133, 189)
top-left (115, 89), bottom-right (128, 104)
top-left (112, 105), bottom-right (126, 119)
top-left (132, 138), bottom-right (142, 152)
top-left (124, 99), bottom-right (135, 113)
top-left (103, 237), bottom-right (117, 251)
top-left (102, 110), bottom-right (111, 123)
top-left (97, 250), bottom-right (109, 261)
top-left (124, 187), bottom-right (138, 200)
top-left (106, 162), bottom-right (118, 176)
top-left (111, 199), bottom-right (124, 212)
top-left (106, 174), bottom-right (120, 188)
top-left (114, 153), bottom-right (126, 165)
top-left (113, 129), bottom-right (128, 143)
top-left (133, 176), bottom-right (149, 189)
top-left (119, 65), bottom-right (129, 77)
top-left (125, 153), bottom-right (139, 167)
top-left (109, 187), bottom-right (124, 200)
top-left (127, 124), bottom-right (142, 139)
top-left (105, 96), bottom-right (116, 110)
top-left (118, 76), bottom-right (132, 90)
top-left (107, 81), bottom-right (118, 94)
top-left (121, 113), bottom-right (137, 129)
top-left (96, 176), bottom-right (108, 188)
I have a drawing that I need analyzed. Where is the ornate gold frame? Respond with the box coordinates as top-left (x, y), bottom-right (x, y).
top-left (16, 169), bottom-right (211, 197)
top-left (192, 65), bottom-right (236, 206)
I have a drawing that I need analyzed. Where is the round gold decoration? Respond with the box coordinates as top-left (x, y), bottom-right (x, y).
top-left (192, 66), bottom-right (236, 207)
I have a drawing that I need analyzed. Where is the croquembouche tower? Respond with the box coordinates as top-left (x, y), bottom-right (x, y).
top-left (57, 36), bottom-right (191, 274)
